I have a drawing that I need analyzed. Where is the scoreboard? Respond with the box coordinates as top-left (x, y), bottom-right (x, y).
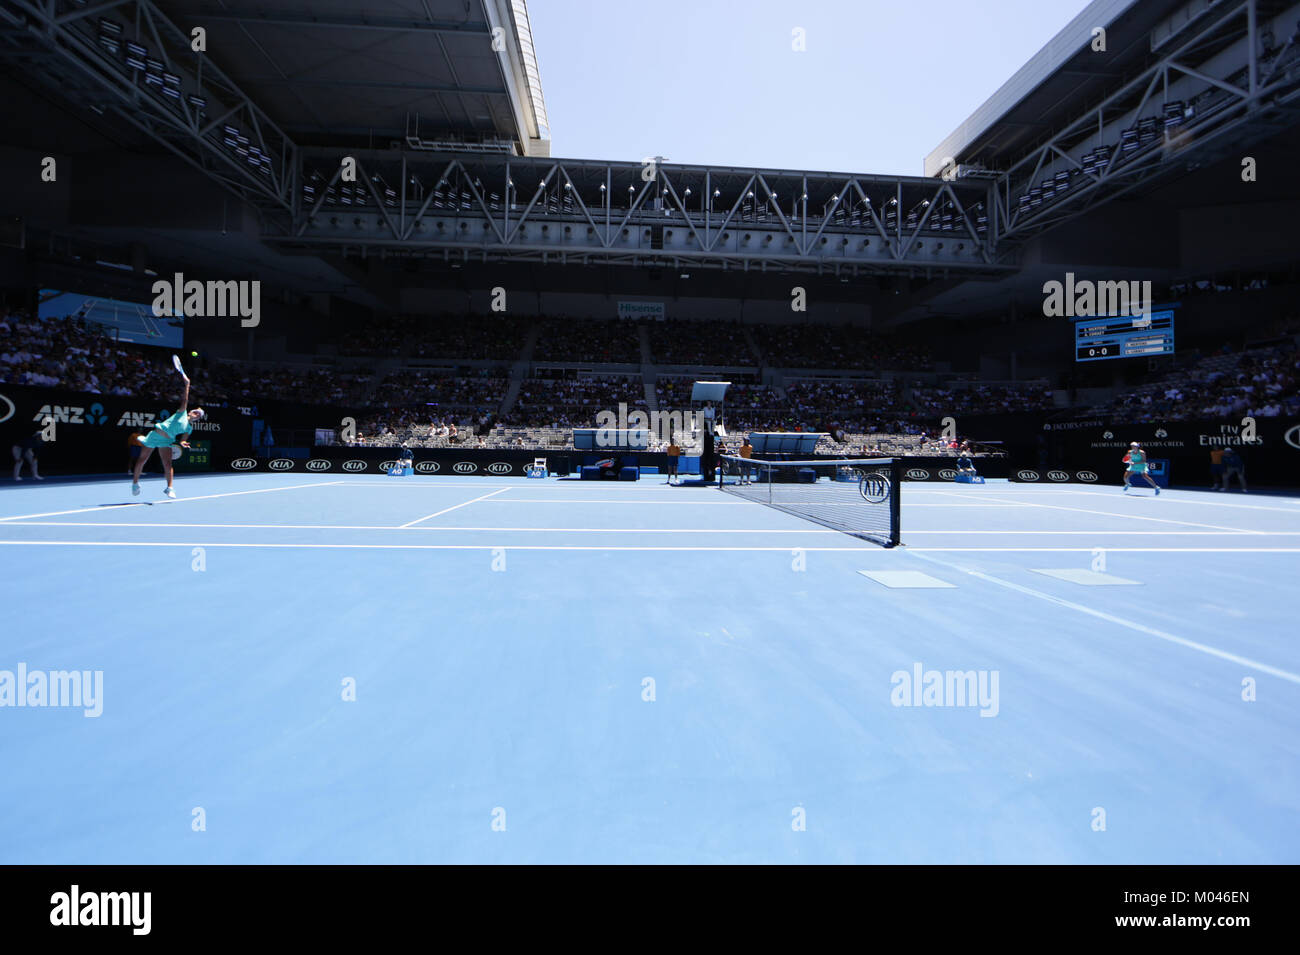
top-left (1074, 309), bottom-right (1175, 362)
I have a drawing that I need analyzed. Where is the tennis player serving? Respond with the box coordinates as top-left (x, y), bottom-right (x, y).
top-left (1121, 441), bottom-right (1160, 495)
top-left (130, 355), bottom-right (205, 499)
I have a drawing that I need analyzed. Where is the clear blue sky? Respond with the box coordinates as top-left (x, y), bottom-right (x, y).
top-left (528, 0), bottom-right (1092, 175)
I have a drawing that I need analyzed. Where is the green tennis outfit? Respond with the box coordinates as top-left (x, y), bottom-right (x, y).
top-left (141, 411), bottom-right (192, 448)
top-left (1126, 450), bottom-right (1147, 474)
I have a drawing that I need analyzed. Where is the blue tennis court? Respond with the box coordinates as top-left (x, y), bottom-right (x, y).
top-left (1, 473), bottom-right (1297, 863)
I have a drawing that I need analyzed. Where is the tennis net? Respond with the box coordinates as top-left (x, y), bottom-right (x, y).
top-left (717, 455), bottom-right (902, 547)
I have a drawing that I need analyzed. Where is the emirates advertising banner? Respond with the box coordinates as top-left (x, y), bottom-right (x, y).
top-left (1021, 416), bottom-right (1300, 487)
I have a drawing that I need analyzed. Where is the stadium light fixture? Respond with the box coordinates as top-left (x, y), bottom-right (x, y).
top-left (125, 42), bottom-right (147, 70)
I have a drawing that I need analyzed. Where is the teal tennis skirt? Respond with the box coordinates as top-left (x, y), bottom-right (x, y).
top-left (140, 430), bottom-right (179, 449)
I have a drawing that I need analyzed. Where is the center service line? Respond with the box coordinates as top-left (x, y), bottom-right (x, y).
top-left (398, 486), bottom-right (513, 527)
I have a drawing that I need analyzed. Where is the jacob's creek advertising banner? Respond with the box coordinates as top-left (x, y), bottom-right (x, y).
top-left (0, 384), bottom-right (248, 475)
top-left (1019, 417), bottom-right (1300, 487)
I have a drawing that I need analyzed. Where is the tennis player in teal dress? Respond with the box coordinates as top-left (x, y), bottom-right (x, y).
top-left (1122, 441), bottom-right (1160, 494)
top-left (131, 371), bottom-right (205, 499)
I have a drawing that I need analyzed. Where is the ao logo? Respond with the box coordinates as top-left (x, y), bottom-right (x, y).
top-left (415, 461), bottom-right (441, 474)
top-left (452, 462), bottom-right (477, 474)
top-left (1286, 424), bottom-right (1300, 450)
top-left (905, 468), bottom-right (930, 481)
top-left (341, 460), bottom-right (368, 472)
top-left (1017, 470), bottom-right (1041, 481)
top-left (1076, 470), bottom-right (1099, 482)
top-left (268, 458), bottom-right (295, 471)
top-left (486, 462), bottom-right (513, 475)
top-left (87, 403), bottom-right (107, 425)
top-left (305, 459), bottom-right (332, 472)
top-left (1103, 431), bottom-right (1113, 439)
top-left (0, 392), bottom-right (13, 425)
top-left (231, 458), bottom-right (257, 470)
top-left (1047, 470), bottom-right (1070, 482)
top-left (938, 468), bottom-right (957, 480)
top-left (1155, 428), bottom-right (1168, 438)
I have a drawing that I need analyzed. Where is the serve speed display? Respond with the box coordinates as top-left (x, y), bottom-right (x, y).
top-left (1075, 309), bottom-right (1175, 362)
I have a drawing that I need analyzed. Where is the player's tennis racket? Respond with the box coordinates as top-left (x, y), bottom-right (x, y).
top-left (172, 354), bottom-right (188, 378)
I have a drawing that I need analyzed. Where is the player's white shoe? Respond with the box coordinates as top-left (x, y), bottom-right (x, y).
top-left (131, 482), bottom-right (140, 496)
top-left (163, 486), bottom-right (176, 499)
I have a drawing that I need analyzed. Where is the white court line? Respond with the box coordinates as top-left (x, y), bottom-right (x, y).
top-left (0, 481), bottom-right (342, 522)
top-left (908, 547), bottom-right (1300, 552)
top-left (926, 488), bottom-right (1256, 533)
top-left (906, 550), bottom-right (1300, 685)
top-left (1, 539), bottom-right (1295, 553)
top-left (1056, 489), bottom-right (1300, 513)
top-left (0, 540), bottom-right (876, 552)
top-left (891, 530), bottom-right (1300, 535)
top-left (399, 487), bottom-right (512, 527)
top-left (0, 521), bottom-right (842, 533)
top-left (6, 522), bottom-right (1300, 536)
top-left (479, 499), bottom-right (738, 504)
top-left (328, 482), bottom-right (519, 488)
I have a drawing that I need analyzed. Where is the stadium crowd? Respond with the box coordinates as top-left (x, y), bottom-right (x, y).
top-left (0, 310), bottom-right (217, 400)
top-left (1099, 343), bottom-right (1300, 420)
top-left (649, 320), bottom-right (753, 365)
top-left (533, 319), bottom-right (639, 363)
top-left (6, 305), bottom-right (1299, 455)
top-left (906, 382), bottom-right (1055, 417)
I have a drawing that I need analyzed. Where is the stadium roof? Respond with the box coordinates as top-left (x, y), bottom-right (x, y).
top-left (924, 0), bottom-right (1224, 177)
top-left (156, 0), bottom-right (551, 155)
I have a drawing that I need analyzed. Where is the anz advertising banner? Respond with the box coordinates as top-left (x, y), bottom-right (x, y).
top-left (0, 384), bottom-right (247, 475)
